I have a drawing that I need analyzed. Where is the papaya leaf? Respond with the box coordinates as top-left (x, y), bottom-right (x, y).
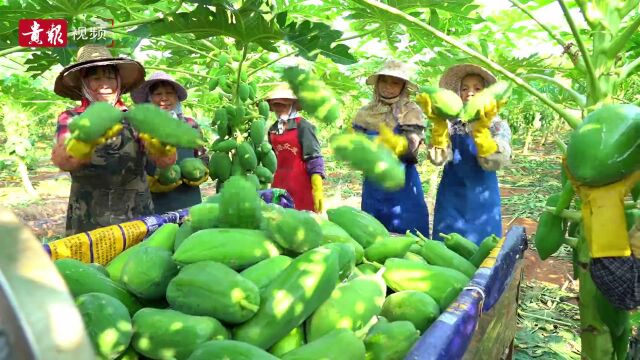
top-left (278, 15), bottom-right (356, 65)
top-left (129, 5), bottom-right (281, 51)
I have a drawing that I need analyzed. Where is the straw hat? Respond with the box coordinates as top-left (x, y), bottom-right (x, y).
top-left (366, 60), bottom-right (418, 92)
top-left (131, 71), bottom-right (188, 104)
top-left (54, 44), bottom-right (145, 100)
top-left (439, 64), bottom-right (497, 94)
top-left (265, 83), bottom-right (298, 101)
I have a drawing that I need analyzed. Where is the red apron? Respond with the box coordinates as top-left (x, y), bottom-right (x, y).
top-left (270, 117), bottom-right (314, 211)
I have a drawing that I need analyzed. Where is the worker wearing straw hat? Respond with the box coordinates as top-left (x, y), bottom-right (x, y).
top-left (131, 71), bottom-right (209, 213)
top-left (422, 63), bottom-right (512, 245)
top-left (266, 83), bottom-right (325, 212)
top-left (352, 59), bottom-right (430, 236)
top-left (51, 44), bottom-right (176, 235)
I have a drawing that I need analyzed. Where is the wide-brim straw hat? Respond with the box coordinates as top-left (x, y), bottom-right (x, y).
top-left (265, 83), bottom-right (298, 101)
top-left (439, 64), bottom-right (497, 94)
top-left (54, 44), bottom-right (145, 100)
top-left (366, 60), bottom-right (418, 92)
top-left (131, 71), bottom-right (188, 104)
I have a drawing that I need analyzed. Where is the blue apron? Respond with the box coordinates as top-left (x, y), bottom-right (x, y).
top-left (432, 132), bottom-right (502, 245)
top-left (357, 126), bottom-right (430, 237)
top-left (147, 147), bottom-right (202, 214)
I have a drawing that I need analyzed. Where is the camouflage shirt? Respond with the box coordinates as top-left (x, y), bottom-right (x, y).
top-left (56, 99), bottom-right (154, 235)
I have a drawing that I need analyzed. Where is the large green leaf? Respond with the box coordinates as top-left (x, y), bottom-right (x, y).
top-left (129, 5), bottom-right (281, 51)
top-left (278, 13), bottom-right (356, 65)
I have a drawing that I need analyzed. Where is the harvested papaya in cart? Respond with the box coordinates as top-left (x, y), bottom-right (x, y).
top-left (126, 103), bottom-right (204, 148)
top-left (566, 104), bottom-right (640, 187)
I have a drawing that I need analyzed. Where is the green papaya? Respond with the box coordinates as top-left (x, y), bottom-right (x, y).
top-left (208, 77), bottom-right (219, 91)
top-left (566, 104), bottom-right (640, 186)
top-left (237, 141), bottom-right (258, 171)
top-left (174, 220), bottom-right (193, 252)
top-left (55, 259), bottom-right (141, 315)
top-left (76, 293), bottom-right (132, 360)
top-left (208, 151), bottom-right (232, 182)
top-left (258, 101), bottom-right (271, 118)
top-left (166, 261), bottom-right (260, 323)
top-left (254, 165), bottom-right (274, 183)
top-left (263, 207), bottom-right (321, 253)
top-left (380, 290), bottom-right (440, 332)
top-left (269, 326), bottom-right (305, 357)
top-left (188, 340), bottom-right (278, 360)
top-left (218, 176), bottom-right (262, 229)
top-left (189, 203), bottom-right (220, 231)
top-left (211, 138), bottom-right (237, 152)
top-left (68, 102), bottom-right (123, 142)
top-left (306, 274), bottom-right (386, 341)
top-left (383, 258), bottom-right (470, 311)
top-left (250, 119), bottom-right (267, 145)
top-left (282, 329), bottom-right (364, 360)
top-left (364, 318), bottom-right (420, 360)
top-left (326, 206), bottom-right (389, 248)
top-left (126, 104), bottom-right (203, 148)
top-left (535, 194), bottom-right (566, 260)
top-left (239, 83), bottom-right (250, 101)
top-left (261, 150), bottom-right (277, 173)
top-left (121, 246), bottom-right (178, 300)
top-left (179, 158), bottom-right (208, 182)
top-left (441, 232), bottom-right (479, 260)
top-left (419, 240), bottom-right (477, 278)
top-left (132, 308), bottom-right (228, 360)
top-left (155, 164), bottom-right (181, 185)
top-left (173, 228), bottom-right (280, 269)
top-left (364, 236), bottom-right (414, 263)
top-left (240, 255), bottom-right (293, 293)
top-left (417, 85), bottom-right (463, 119)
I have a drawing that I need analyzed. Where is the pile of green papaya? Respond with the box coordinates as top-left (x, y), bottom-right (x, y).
top-left (207, 52), bottom-right (277, 190)
top-left (53, 176), bottom-right (498, 360)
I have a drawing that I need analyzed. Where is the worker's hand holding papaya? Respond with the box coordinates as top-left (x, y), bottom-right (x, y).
top-left (148, 175), bottom-right (182, 193)
top-left (376, 123), bottom-right (408, 156)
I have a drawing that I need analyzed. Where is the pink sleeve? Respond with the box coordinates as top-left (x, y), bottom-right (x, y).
top-left (55, 111), bottom-right (73, 142)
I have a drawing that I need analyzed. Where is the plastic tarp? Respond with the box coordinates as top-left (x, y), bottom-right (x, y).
top-left (406, 226), bottom-right (528, 360)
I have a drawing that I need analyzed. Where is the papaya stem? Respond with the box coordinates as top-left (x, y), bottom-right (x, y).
top-left (362, 259), bottom-right (383, 270)
top-left (544, 206), bottom-right (582, 222)
top-left (415, 231), bottom-right (430, 242)
top-left (238, 299), bottom-right (259, 313)
top-left (235, 45), bottom-right (249, 103)
top-left (564, 236), bottom-right (578, 248)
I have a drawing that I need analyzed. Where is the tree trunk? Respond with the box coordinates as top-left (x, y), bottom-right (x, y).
top-left (16, 158), bottom-right (38, 198)
top-left (523, 126), bottom-right (534, 155)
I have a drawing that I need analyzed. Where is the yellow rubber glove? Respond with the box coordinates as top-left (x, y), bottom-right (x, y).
top-left (376, 123), bottom-right (408, 156)
top-left (183, 168), bottom-right (210, 187)
top-left (311, 173), bottom-right (324, 213)
top-left (415, 92), bottom-right (449, 149)
top-left (471, 97), bottom-right (500, 157)
top-left (148, 175), bottom-right (182, 193)
top-left (572, 170), bottom-right (640, 258)
top-left (139, 133), bottom-right (177, 158)
top-left (65, 123), bottom-right (124, 160)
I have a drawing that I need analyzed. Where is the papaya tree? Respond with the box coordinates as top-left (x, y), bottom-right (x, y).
top-left (345, 0), bottom-right (639, 358)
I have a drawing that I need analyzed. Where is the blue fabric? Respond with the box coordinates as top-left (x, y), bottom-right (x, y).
top-left (147, 147), bottom-right (202, 214)
top-left (356, 125), bottom-right (430, 236)
top-left (433, 132), bottom-right (502, 245)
